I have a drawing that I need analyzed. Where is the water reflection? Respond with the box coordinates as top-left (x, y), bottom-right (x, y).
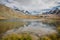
top-left (0, 19), bottom-right (60, 40)
top-left (4, 21), bottom-right (57, 37)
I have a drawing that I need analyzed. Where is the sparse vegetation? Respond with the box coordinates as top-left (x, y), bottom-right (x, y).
top-left (2, 33), bottom-right (32, 40)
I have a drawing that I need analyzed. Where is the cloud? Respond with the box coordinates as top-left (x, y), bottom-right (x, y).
top-left (14, 0), bottom-right (60, 10)
top-left (0, 0), bottom-right (60, 14)
top-left (14, 0), bottom-right (32, 5)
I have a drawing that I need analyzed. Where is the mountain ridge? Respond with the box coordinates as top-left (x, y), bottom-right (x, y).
top-left (0, 4), bottom-right (60, 19)
top-left (0, 4), bottom-right (40, 19)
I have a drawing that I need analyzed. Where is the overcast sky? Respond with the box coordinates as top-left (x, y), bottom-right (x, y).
top-left (0, 0), bottom-right (60, 14)
top-left (14, 0), bottom-right (60, 10)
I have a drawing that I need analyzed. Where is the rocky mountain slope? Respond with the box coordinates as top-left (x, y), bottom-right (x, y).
top-left (0, 4), bottom-right (39, 19)
top-left (0, 4), bottom-right (23, 19)
top-left (43, 7), bottom-right (60, 15)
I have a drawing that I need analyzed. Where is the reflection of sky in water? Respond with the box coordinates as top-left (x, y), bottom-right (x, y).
top-left (0, 0), bottom-right (60, 14)
top-left (5, 21), bottom-right (57, 36)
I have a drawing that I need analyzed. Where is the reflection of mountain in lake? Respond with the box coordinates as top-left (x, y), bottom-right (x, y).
top-left (5, 21), bottom-right (57, 37)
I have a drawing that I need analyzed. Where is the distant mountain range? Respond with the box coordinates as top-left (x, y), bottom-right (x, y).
top-left (13, 5), bottom-right (60, 15)
top-left (42, 6), bottom-right (60, 15)
top-left (0, 4), bottom-right (60, 20)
